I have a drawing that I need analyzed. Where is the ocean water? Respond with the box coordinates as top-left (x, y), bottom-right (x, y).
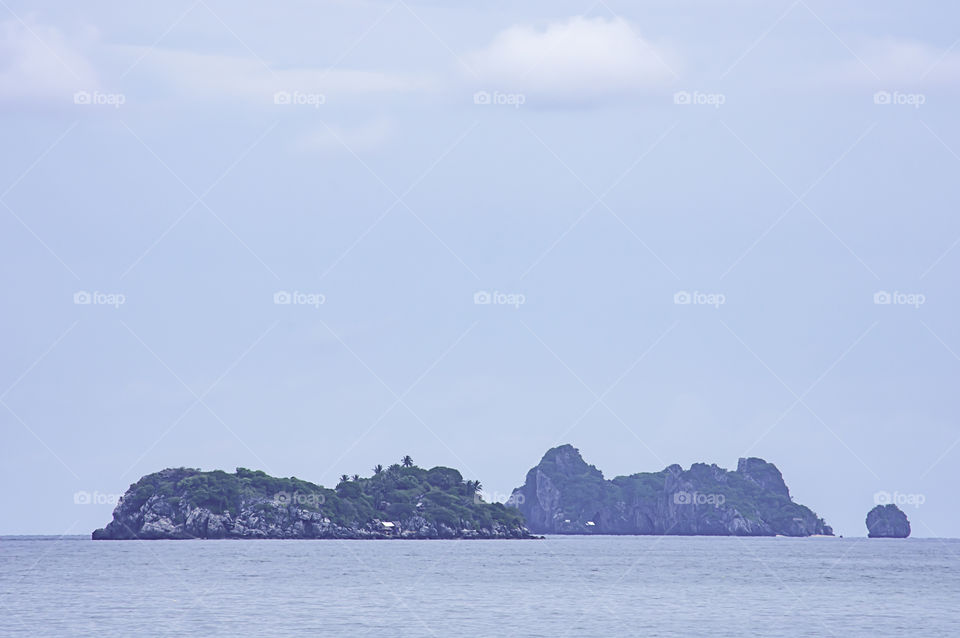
top-left (1, 535), bottom-right (957, 637)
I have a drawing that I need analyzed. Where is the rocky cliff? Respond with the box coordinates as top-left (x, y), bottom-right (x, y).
top-left (509, 445), bottom-right (833, 537)
top-left (93, 465), bottom-right (532, 540)
top-left (866, 504), bottom-right (911, 538)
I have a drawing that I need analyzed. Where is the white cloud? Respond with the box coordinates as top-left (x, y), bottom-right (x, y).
top-left (121, 47), bottom-right (431, 105)
top-left (0, 19), bottom-right (99, 103)
top-left (469, 16), bottom-right (678, 105)
top-left (0, 18), bottom-right (430, 112)
top-left (821, 39), bottom-right (960, 89)
top-left (864, 40), bottom-right (960, 85)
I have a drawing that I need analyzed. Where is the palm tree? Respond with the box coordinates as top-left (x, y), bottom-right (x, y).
top-left (401, 455), bottom-right (414, 467)
top-left (373, 464), bottom-right (383, 475)
top-left (339, 474), bottom-right (349, 483)
top-left (352, 474), bottom-right (360, 481)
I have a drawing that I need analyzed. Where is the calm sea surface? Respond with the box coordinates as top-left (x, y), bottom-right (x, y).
top-left (1, 535), bottom-right (957, 637)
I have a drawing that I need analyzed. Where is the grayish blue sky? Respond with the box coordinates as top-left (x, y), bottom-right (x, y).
top-left (1, 0), bottom-right (958, 537)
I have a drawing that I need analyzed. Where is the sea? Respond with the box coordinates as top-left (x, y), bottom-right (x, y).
top-left (1, 535), bottom-right (957, 637)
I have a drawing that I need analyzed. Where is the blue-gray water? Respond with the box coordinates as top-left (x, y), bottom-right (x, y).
top-left (2, 536), bottom-right (958, 637)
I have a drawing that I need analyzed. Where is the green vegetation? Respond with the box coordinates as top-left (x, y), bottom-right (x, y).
top-left (119, 458), bottom-right (524, 532)
top-left (614, 467), bottom-right (819, 524)
top-left (516, 445), bottom-right (832, 536)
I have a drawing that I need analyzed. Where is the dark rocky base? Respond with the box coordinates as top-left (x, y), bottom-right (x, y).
top-left (92, 505), bottom-right (536, 540)
top-left (92, 523), bottom-right (537, 540)
top-left (866, 504), bottom-right (911, 538)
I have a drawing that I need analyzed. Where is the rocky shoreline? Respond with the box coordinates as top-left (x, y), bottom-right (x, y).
top-left (92, 498), bottom-right (534, 540)
top-left (93, 447), bottom-right (850, 540)
top-left (93, 466), bottom-right (535, 540)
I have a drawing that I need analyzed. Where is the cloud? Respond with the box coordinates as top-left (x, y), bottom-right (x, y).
top-left (0, 19), bottom-right (99, 104)
top-left (821, 39), bottom-right (960, 89)
top-left (121, 47), bottom-right (431, 106)
top-left (0, 17), bottom-right (430, 113)
top-left (468, 16), bottom-right (678, 105)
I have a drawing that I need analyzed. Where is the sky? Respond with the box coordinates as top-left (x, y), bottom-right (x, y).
top-left (1, 0), bottom-right (958, 537)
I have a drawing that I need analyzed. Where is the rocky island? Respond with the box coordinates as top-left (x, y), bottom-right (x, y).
top-left (509, 445), bottom-right (833, 536)
top-left (93, 458), bottom-right (532, 540)
top-left (866, 504), bottom-right (911, 538)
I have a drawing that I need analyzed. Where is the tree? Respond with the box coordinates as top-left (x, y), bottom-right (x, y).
top-left (352, 474), bottom-right (360, 481)
top-left (401, 455), bottom-right (414, 467)
top-left (373, 464), bottom-right (383, 475)
top-left (339, 474), bottom-right (350, 483)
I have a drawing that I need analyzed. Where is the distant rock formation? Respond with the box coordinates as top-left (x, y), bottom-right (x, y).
top-left (509, 444), bottom-right (833, 537)
top-left (93, 466), bottom-right (533, 540)
top-left (866, 504), bottom-right (911, 538)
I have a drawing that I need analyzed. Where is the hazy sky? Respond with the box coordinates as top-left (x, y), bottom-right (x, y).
top-left (1, 0), bottom-right (958, 537)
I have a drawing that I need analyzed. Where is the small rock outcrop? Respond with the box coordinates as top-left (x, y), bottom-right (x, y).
top-left (93, 465), bottom-right (533, 540)
top-left (866, 504), bottom-right (911, 538)
top-left (509, 444), bottom-right (833, 537)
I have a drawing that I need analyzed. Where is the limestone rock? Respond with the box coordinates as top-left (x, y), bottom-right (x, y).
top-left (510, 444), bottom-right (833, 537)
top-left (866, 504), bottom-right (910, 538)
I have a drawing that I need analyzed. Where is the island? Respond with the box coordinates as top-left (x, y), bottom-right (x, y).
top-left (866, 504), bottom-right (911, 538)
top-left (93, 457), bottom-right (532, 540)
top-left (508, 444), bottom-right (833, 536)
